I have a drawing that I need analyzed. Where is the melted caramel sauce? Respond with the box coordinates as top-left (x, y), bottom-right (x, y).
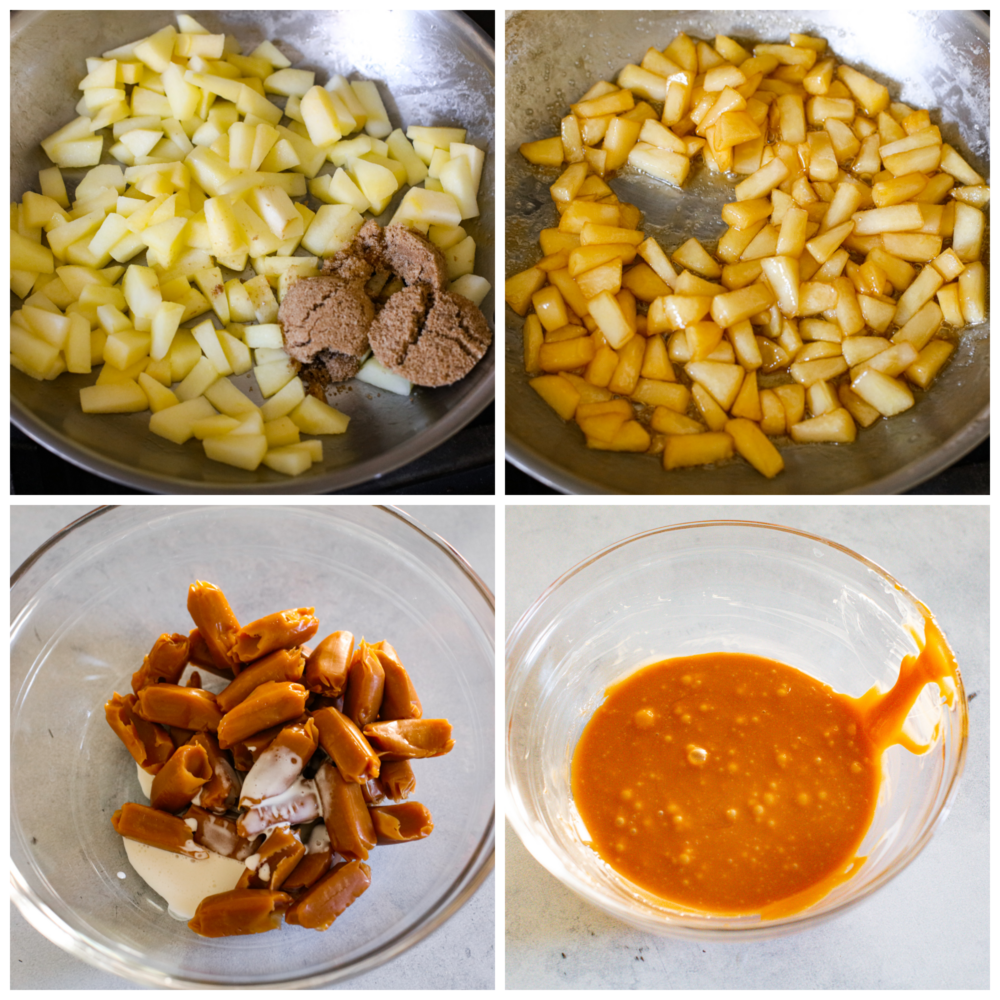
top-left (571, 604), bottom-right (960, 918)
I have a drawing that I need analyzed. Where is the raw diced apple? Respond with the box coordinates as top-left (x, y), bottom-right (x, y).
top-left (191, 414), bottom-right (242, 439)
top-left (355, 356), bottom-right (412, 395)
top-left (137, 371), bottom-right (180, 412)
top-left (262, 443), bottom-right (315, 476)
top-left (104, 328), bottom-right (151, 370)
top-left (264, 415), bottom-right (301, 447)
top-left (259, 376), bottom-right (306, 421)
top-left (242, 274), bottom-right (279, 323)
top-left (254, 357), bottom-right (298, 397)
top-left (80, 380), bottom-right (149, 413)
top-left (301, 204), bottom-right (364, 256)
top-left (289, 394), bottom-right (351, 435)
top-left (204, 377), bottom-right (259, 417)
top-left (203, 432), bottom-right (268, 471)
top-left (448, 274), bottom-right (491, 307)
top-left (351, 80), bottom-right (391, 138)
top-left (149, 396), bottom-right (217, 444)
top-left (439, 156), bottom-right (479, 219)
top-left (176, 355), bottom-right (220, 400)
top-left (350, 158), bottom-right (398, 215)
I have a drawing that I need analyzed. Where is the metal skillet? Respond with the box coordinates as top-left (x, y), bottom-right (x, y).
top-left (11, 10), bottom-right (494, 493)
top-left (505, 10), bottom-right (988, 494)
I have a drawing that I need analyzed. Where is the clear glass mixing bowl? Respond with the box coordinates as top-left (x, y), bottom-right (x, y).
top-left (11, 505), bottom-right (494, 987)
top-left (506, 520), bottom-right (967, 939)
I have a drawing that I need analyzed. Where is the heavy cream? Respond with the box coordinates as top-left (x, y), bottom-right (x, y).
top-left (126, 762), bottom-right (245, 920)
top-left (122, 838), bottom-right (246, 920)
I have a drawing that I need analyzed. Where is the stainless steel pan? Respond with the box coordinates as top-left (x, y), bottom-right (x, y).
top-left (505, 9), bottom-right (988, 494)
top-left (12, 10), bottom-right (494, 493)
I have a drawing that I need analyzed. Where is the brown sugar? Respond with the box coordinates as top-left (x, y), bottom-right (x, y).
top-left (277, 274), bottom-right (373, 378)
top-left (367, 284), bottom-right (492, 387)
top-left (326, 219), bottom-right (449, 289)
top-left (278, 221), bottom-right (492, 389)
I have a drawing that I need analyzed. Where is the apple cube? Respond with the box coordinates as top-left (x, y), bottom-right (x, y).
top-left (264, 416), bottom-right (301, 448)
top-left (355, 356), bottom-right (413, 395)
top-left (262, 443), bottom-right (316, 476)
top-left (202, 432), bottom-right (268, 471)
top-left (289, 394), bottom-right (351, 435)
top-left (260, 376), bottom-right (306, 421)
top-left (137, 371), bottom-right (180, 412)
top-left (189, 318), bottom-right (233, 376)
top-left (301, 204), bottom-right (364, 256)
top-left (176, 355), bottom-right (220, 401)
top-left (191, 414), bottom-right (242, 439)
top-left (80, 379), bottom-right (149, 414)
top-left (351, 80), bottom-right (391, 138)
top-left (149, 396), bottom-right (217, 444)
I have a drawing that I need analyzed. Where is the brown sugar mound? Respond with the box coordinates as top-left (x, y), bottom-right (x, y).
top-left (282, 220), bottom-right (491, 389)
top-left (368, 284), bottom-right (493, 387)
top-left (325, 219), bottom-right (449, 289)
top-left (277, 273), bottom-right (373, 373)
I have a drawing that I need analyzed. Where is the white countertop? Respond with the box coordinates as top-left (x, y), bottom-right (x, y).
top-left (505, 505), bottom-right (987, 989)
top-left (11, 503), bottom-right (495, 990)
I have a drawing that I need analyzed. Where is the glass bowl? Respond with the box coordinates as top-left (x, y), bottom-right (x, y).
top-left (506, 520), bottom-right (967, 939)
top-left (11, 506), bottom-right (494, 987)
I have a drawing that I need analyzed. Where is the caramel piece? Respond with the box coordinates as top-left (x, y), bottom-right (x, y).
top-left (188, 888), bottom-right (292, 938)
top-left (131, 633), bottom-right (190, 694)
top-left (284, 860), bottom-right (371, 931)
top-left (216, 681), bottom-right (309, 749)
top-left (240, 718), bottom-right (319, 806)
top-left (363, 719), bottom-right (455, 760)
top-left (217, 647), bottom-right (305, 714)
top-left (234, 608), bottom-right (319, 663)
top-left (184, 805), bottom-right (260, 860)
top-left (312, 706), bottom-right (380, 783)
top-left (187, 581), bottom-right (241, 673)
top-left (380, 760), bottom-right (418, 800)
top-left (314, 760), bottom-right (377, 860)
top-left (186, 732), bottom-right (241, 812)
top-left (105, 692), bottom-right (174, 773)
top-left (112, 802), bottom-right (208, 859)
top-left (370, 802), bottom-right (434, 843)
top-left (361, 762), bottom-right (417, 805)
top-left (187, 628), bottom-right (236, 679)
top-left (150, 744), bottom-right (212, 812)
top-left (237, 826), bottom-right (305, 891)
top-left (372, 640), bottom-right (422, 720)
top-left (343, 640), bottom-right (385, 729)
top-left (303, 631), bottom-right (354, 697)
top-left (136, 683), bottom-right (223, 732)
top-left (282, 848), bottom-right (332, 892)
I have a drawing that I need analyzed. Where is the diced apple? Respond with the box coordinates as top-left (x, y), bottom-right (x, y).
top-left (137, 371), bottom-right (180, 412)
top-left (80, 379), bottom-right (149, 414)
top-left (289, 394), bottom-right (351, 435)
top-left (301, 204), bottom-right (364, 256)
top-left (254, 357), bottom-right (299, 397)
top-left (355, 356), bottom-right (412, 395)
top-left (203, 432), bottom-right (268, 471)
top-left (149, 395), bottom-right (217, 444)
top-left (351, 80), bottom-right (391, 138)
top-left (264, 416), bottom-right (301, 448)
top-left (262, 443), bottom-right (316, 476)
top-left (259, 376), bottom-right (306, 421)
